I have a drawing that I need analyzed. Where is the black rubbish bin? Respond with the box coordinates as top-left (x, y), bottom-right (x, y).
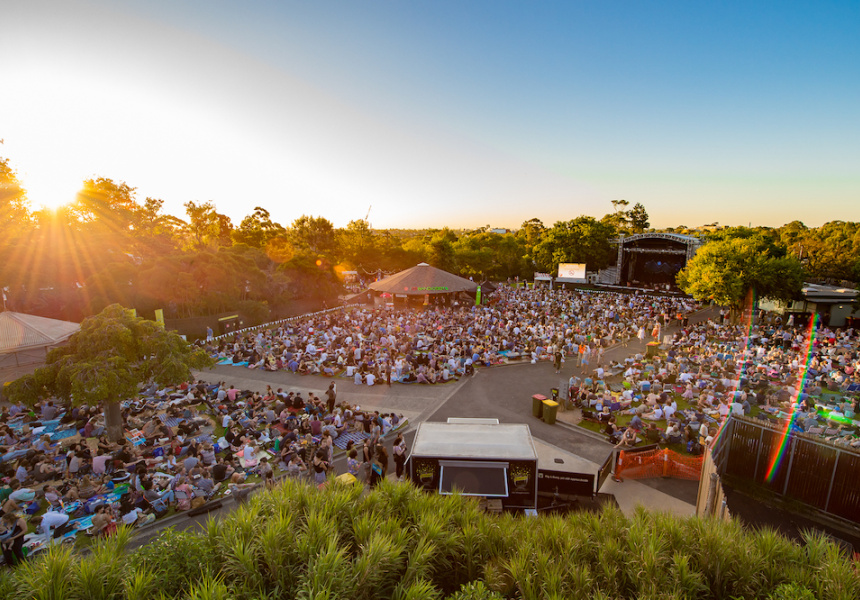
top-left (532, 394), bottom-right (546, 418)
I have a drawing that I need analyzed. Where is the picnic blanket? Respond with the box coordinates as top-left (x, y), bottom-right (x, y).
top-left (333, 430), bottom-right (369, 450)
top-left (238, 448), bottom-right (273, 469)
top-left (157, 414), bottom-right (184, 428)
top-left (50, 429), bottom-right (78, 441)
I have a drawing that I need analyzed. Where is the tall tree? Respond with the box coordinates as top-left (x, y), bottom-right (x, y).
top-left (289, 215), bottom-right (337, 257)
top-left (339, 219), bottom-right (378, 269)
top-left (677, 236), bottom-right (804, 318)
top-left (183, 201), bottom-right (233, 250)
top-left (627, 202), bottom-right (650, 233)
top-left (5, 304), bottom-right (213, 441)
top-left (0, 157), bottom-right (30, 233)
top-left (532, 217), bottom-right (616, 273)
top-left (232, 207), bottom-right (285, 248)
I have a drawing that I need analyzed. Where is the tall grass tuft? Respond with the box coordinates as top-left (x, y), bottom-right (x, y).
top-left (390, 578), bottom-right (443, 600)
top-left (184, 574), bottom-right (232, 600)
top-left (350, 530), bottom-right (408, 600)
top-left (294, 537), bottom-right (352, 600)
top-left (72, 525), bottom-right (133, 600)
top-left (12, 544), bottom-right (76, 600)
top-left (122, 567), bottom-right (157, 600)
top-left (221, 538), bottom-right (266, 596)
top-left (258, 510), bottom-right (301, 594)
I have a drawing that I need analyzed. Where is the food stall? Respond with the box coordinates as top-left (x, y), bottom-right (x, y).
top-left (408, 421), bottom-right (538, 510)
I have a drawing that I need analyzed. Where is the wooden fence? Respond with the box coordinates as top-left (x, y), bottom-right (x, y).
top-left (714, 415), bottom-right (860, 523)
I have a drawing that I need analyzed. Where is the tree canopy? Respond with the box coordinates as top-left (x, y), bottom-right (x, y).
top-left (5, 304), bottom-right (214, 439)
top-left (677, 235), bottom-right (805, 311)
top-left (2, 154), bottom-right (859, 328)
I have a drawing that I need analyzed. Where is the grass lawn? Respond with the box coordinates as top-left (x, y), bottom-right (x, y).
top-left (576, 385), bottom-right (765, 455)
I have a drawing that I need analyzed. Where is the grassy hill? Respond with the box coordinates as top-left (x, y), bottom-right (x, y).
top-left (2, 479), bottom-right (858, 600)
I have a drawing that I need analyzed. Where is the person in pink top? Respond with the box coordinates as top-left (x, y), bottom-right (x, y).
top-left (92, 453), bottom-right (111, 476)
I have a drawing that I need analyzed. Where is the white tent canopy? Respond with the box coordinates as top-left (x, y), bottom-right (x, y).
top-left (0, 311), bottom-right (80, 369)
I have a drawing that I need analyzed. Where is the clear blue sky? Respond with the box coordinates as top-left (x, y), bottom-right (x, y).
top-left (1, 0), bottom-right (858, 229)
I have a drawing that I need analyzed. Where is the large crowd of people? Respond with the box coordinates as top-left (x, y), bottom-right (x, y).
top-left (204, 287), bottom-right (698, 384)
top-left (573, 308), bottom-right (860, 452)
top-left (2, 284), bottom-right (859, 565)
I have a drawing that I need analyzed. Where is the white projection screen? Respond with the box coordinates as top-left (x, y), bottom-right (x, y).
top-left (556, 263), bottom-right (586, 283)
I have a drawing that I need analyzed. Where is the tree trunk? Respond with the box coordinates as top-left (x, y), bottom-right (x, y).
top-left (104, 401), bottom-right (124, 443)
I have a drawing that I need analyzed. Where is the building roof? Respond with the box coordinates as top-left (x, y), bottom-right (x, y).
top-left (369, 263), bottom-right (478, 295)
top-left (411, 422), bottom-right (537, 460)
top-left (0, 311), bottom-right (80, 355)
top-left (800, 283), bottom-right (858, 303)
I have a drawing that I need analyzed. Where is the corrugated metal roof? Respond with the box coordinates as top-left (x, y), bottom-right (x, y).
top-left (0, 312), bottom-right (80, 354)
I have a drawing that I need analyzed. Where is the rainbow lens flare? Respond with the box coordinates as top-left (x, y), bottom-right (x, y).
top-left (764, 313), bottom-right (820, 482)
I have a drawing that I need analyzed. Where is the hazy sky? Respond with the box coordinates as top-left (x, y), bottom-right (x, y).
top-left (1, 1), bottom-right (858, 230)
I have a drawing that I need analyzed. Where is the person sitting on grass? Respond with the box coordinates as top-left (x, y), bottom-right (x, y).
top-left (603, 417), bottom-right (622, 444)
top-left (663, 422), bottom-right (682, 444)
top-left (615, 427), bottom-right (637, 448)
top-left (90, 504), bottom-right (115, 537)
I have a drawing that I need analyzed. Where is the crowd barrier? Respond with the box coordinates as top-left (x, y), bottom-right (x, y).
top-left (210, 306), bottom-right (348, 342)
top-left (616, 447), bottom-right (703, 481)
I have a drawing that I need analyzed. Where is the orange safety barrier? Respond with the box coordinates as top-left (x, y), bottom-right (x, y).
top-left (616, 448), bottom-right (703, 481)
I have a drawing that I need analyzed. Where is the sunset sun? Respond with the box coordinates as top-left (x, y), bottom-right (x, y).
top-left (22, 170), bottom-right (81, 211)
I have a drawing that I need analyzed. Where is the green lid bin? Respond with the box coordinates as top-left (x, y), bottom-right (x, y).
top-left (532, 394), bottom-right (547, 418)
top-left (542, 399), bottom-right (559, 425)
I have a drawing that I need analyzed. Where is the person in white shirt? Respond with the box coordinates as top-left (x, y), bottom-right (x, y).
top-left (35, 510), bottom-right (69, 537)
top-left (365, 373), bottom-right (376, 386)
top-left (663, 404), bottom-right (676, 421)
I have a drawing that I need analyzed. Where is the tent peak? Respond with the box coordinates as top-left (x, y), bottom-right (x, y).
top-left (416, 262), bottom-right (430, 266)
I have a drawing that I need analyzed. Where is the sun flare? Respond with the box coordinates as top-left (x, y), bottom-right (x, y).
top-left (21, 170), bottom-right (82, 211)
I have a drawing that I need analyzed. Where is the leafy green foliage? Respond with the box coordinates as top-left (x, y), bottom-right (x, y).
top-left (532, 216), bottom-right (616, 273)
top-left (6, 304), bottom-right (213, 440)
top-left (3, 480), bottom-right (859, 600)
top-left (128, 527), bottom-right (214, 598)
top-left (677, 235), bottom-right (805, 311)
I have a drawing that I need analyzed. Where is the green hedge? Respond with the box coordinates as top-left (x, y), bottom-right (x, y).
top-left (2, 479), bottom-right (858, 599)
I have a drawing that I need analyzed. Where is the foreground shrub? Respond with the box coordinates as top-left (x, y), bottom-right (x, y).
top-left (2, 479), bottom-right (858, 599)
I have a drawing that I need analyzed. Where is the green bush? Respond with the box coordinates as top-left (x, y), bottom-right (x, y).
top-left (768, 582), bottom-right (817, 600)
top-left (2, 479), bottom-right (858, 600)
top-left (127, 527), bottom-right (213, 598)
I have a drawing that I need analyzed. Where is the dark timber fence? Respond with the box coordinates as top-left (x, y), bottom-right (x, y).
top-left (714, 415), bottom-right (860, 523)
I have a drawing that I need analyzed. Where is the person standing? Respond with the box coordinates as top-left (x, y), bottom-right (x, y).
top-left (312, 450), bottom-right (331, 485)
top-left (325, 382), bottom-right (337, 414)
top-left (1, 512), bottom-right (27, 565)
top-left (370, 444), bottom-right (389, 488)
top-left (392, 434), bottom-right (407, 481)
top-left (347, 449), bottom-right (362, 478)
top-left (361, 439), bottom-right (374, 483)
